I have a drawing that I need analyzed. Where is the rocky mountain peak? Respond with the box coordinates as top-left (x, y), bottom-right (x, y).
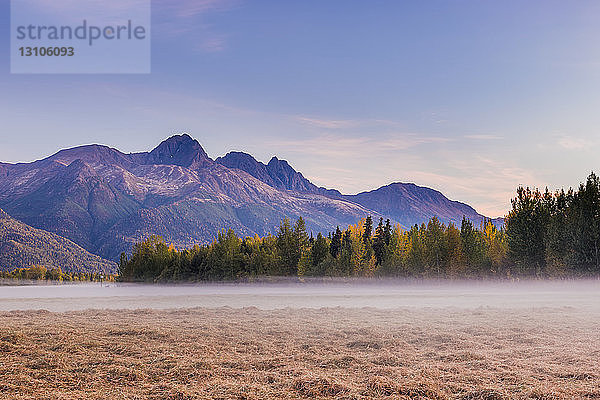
top-left (267, 156), bottom-right (291, 169)
top-left (266, 157), bottom-right (312, 190)
top-left (216, 152), bottom-right (272, 179)
top-left (219, 151), bottom-right (260, 167)
top-left (146, 134), bottom-right (212, 168)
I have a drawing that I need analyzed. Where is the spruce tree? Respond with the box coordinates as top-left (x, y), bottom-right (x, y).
top-left (568, 173), bottom-right (600, 273)
top-left (310, 233), bottom-right (329, 275)
top-left (505, 187), bottom-right (547, 275)
top-left (363, 216), bottom-right (373, 245)
top-left (330, 226), bottom-right (342, 258)
top-left (373, 218), bottom-right (386, 265)
top-left (384, 219), bottom-right (392, 246)
top-left (277, 218), bottom-right (298, 275)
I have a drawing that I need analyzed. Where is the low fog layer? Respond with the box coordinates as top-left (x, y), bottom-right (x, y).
top-left (0, 280), bottom-right (599, 312)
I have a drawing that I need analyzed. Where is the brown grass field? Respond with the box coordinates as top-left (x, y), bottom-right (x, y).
top-left (1, 306), bottom-right (599, 399)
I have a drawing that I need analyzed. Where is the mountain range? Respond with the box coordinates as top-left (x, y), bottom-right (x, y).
top-left (0, 134), bottom-right (501, 266)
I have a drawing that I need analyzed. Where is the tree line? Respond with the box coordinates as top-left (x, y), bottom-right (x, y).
top-left (0, 266), bottom-right (116, 282)
top-left (118, 173), bottom-right (600, 282)
top-left (118, 215), bottom-right (507, 281)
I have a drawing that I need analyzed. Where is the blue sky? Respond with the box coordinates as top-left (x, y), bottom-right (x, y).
top-left (1, 0), bottom-right (600, 217)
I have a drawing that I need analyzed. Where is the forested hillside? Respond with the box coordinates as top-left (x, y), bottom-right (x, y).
top-left (0, 209), bottom-right (117, 273)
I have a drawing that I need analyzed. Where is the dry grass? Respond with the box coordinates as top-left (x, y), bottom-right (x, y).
top-left (0, 306), bottom-right (599, 399)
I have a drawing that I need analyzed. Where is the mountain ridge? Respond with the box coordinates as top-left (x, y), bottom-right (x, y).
top-left (216, 151), bottom-right (342, 196)
top-left (216, 150), bottom-right (500, 227)
top-left (0, 134), bottom-right (502, 264)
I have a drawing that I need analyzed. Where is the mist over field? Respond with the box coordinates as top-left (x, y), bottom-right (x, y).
top-left (1, 279), bottom-right (599, 312)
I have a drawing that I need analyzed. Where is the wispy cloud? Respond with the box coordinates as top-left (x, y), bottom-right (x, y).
top-left (165, 0), bottom-right (235, 18)
top-left (153, 0), bottom-right (238, 52)
top-left (263, 132), bottom-right (532, 217)
top-left (294, 115), bottom-right (404, 130)
top-left (270, 133), bottom-right (451, 159)
top-left (409, 156), bottom-right (538, 217)
top-left (464, 134), bottom-right (504, 140)
top-left (557, 135), bottom-right (594, 150)
top-left (196, 34), bottom-right (228, 52)
top-left (295, 117), bottom-right (360, 130)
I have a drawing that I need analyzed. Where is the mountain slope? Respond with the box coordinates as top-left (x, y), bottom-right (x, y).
top-left (0, 135), bottom-right (374, 261)
top-left (0, 209), bottom-right (117, 273)
top-left (0, 134), bottom-right (501, 264)
top-left (344, 183), bottom-right (488, 228)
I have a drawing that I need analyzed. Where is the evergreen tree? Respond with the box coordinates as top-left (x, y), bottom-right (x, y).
top-left (424, 217), bottom-right (446, 276)
top-left (308, 232), bottom-right (329, 275)
top-left (207, 229), bottom-right (244, 280)
top-left (505, 187), bottom-right (548, 275)
top-left (363, 216), bottom-right (373, 245)
top-left (373, 218), bottom-right (386, 265)
top-left (294, 216), bottom-right (310, 251)
top-left (384, 219), bottom-right (392, 245)
top-left (568, 173), bottom-right (600, 273)
top-left (330, 226), bottom-right (342, 258)
top-left (361, 216), bottom-right (374, 265)
top-left (277, 218), bottom-right (298, 275)
top-left (460, 217), bottom-right (483, 274)
top-left (405, 224), bottom-right (426, 275)
top-left (544, 189), bottom-right (572, 273)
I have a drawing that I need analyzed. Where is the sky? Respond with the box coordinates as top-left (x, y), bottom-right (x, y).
top-left (1, 0), bottom-right (600, 217)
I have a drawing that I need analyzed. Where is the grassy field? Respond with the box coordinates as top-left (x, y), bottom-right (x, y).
top-left (1, 306), bottom-right (599, 399)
